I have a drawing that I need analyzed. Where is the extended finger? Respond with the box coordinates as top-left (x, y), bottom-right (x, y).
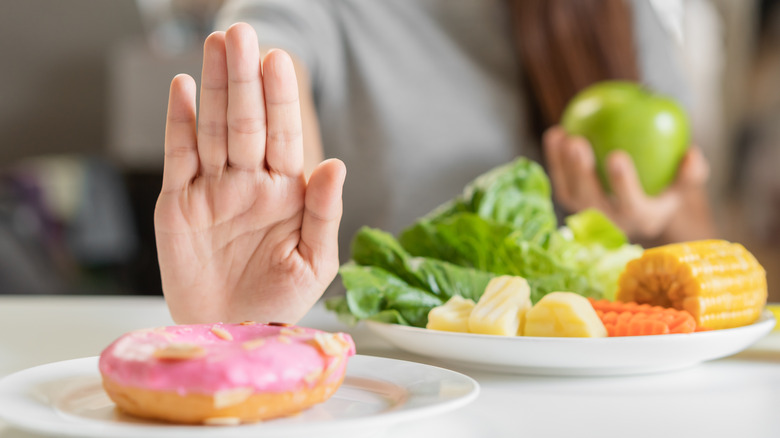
top-left (162, 74), bottom-right (199, 193)
top-left (543, 126), bottom-right (572, 205)
top-left (606, 151), bottom-right (646, 215)
top-left (225, 23), bottom-right (266, 171)
top-left (263, 50), bottom-right (304, 177)
top-left (564, 136), bottom-right (604, 209)
top-left (299, 159), bottom-right (346, 279)
top-left (673, 147), bottom-right (710, 189)
top-left (197, 31), bottom-right (228, 176)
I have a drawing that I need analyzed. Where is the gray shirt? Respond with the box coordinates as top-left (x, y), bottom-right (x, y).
top-left (216, 0), bottom-right (688, 261)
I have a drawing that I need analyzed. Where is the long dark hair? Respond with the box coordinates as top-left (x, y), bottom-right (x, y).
top-left (511, 0), bottom-right (640, 137)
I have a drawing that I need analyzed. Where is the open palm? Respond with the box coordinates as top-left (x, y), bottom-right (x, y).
top-left (154, 23), bottom-right (345, 324)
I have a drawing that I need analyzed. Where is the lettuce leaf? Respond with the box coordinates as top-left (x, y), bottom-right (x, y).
top-left (327, 227), bottom-right (497, 327)
top-left (423, 158), bottom-right (556, 244)
top-left (338, 263), bottom-right (441, 327)
top-left (352, 227), bottom-right (495, 301)
top-left (399, 213), bottom-right (516, 271)
top-left (565, 208), bottom-right (627, 249)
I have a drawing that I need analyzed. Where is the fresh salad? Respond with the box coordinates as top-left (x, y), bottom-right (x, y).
top-left (326, 158), bottom-right (643, 328)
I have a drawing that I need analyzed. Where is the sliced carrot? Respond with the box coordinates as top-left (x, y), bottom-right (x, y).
top-left (590, 298), bottom-right (698, 336)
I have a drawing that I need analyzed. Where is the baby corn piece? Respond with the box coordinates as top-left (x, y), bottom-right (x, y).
top-left (524, 292), bottom-right (607, 337)
top-left (426, 296), bottom-right (476, 333)
top-left (616, 240), bottom-right (767, 330)
top-left (468, 276), bottom-right (531, 336)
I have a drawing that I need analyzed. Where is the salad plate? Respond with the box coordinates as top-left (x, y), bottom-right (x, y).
top-left (365, 310), bottom-right (776, 376)
top-left (0, 355), bottom-right (478, 438)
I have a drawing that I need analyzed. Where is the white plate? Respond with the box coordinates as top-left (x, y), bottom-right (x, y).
top-left (0, 355), bottom-right (478, 438)
top-left (366, 311), bottom-right (776, 376)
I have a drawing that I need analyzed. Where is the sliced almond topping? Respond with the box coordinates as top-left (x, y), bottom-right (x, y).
top-left (213, 387), bottom-right (254, 409)
top-left (303, 368), bottom-right (323, 384)
top-left (153, 343), bottom-right (206, 360)
top-left (242, 338), bottom-right (266, 350)
top-left (210, 325), bottom-right (234, 341)
top-left (240, 321), bottom-right (256, 326)
top-left (323, 355), bottom-right (343, 379)
top-left (268, 321), bottom-right (291, 327)
top-left (277, 335), bottom-right (292, 344)
top-left (310, 332), bottom-right (349, 357)
top-left (279, 327), bottom-right (307, 337)
top-left (203, 417), bottom-right (242, 426)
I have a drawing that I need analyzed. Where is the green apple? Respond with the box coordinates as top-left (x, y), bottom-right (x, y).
top-left (561, 81), bottom-right (690, 196)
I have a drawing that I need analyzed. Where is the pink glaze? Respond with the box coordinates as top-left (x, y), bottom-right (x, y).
top-left (98, 323), bottom-right (355, 396)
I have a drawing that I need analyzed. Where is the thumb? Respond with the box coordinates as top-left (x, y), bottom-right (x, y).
top-left (299, 158), bottom-right (346, 280)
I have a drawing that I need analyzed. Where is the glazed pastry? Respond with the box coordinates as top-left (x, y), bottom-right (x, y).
top-left (99, 322), bottom-right (355, 425)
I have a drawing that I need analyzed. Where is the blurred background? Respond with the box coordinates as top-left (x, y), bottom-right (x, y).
top-left (1, 0), bottom-right (780, 299)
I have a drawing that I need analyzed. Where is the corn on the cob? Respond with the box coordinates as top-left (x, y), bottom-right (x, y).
top-left (524, 292), bottom-right (607, 337)
top-left (426, 296), bottom-right (476, 333)
top-left (616, 240), bottom-right (767, 330)
top-left (468, 276), bottom-right (531, 336)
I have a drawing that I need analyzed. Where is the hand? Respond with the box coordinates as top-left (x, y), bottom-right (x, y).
top-left (543, 125), bottom-right (710, 242)
top-left (154, 23), bottom-right (346, 324)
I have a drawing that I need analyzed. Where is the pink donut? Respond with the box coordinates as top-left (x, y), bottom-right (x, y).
top-left (99, 321), bottom-right (355, 425)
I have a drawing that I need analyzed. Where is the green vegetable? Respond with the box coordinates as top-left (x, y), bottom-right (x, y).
top-left (327, 227), bottom-right (497, 325)
top-left (565, 208), bottom-right (626, 249)
top-left (352, 227), bottom-right (495, 301)
top-left (423, 158), bottom-right (556, 244)
top-left (339, 263), bottom-right (440, 327)
top-left (333, 258), bottom-right (494, 328)
top-left (399, 213), bottom-right (516, 271)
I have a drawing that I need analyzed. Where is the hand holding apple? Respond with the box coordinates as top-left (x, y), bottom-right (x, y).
top-left (561, 81), bottom-right (690, 196)
top-left (543, 125), bottom-right (710, 242)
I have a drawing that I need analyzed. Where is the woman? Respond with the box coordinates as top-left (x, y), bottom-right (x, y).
top-left (156, 1), bottom-right (716, 324)
top-left (214, 0), bottom-right (715, 247)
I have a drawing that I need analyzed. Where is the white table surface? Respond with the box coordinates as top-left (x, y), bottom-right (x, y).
top-left (1, 295), bottom-right (779, 438)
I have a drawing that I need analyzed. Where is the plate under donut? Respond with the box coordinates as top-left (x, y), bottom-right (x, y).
top-left (0, 355), bottom-right (479, 438)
